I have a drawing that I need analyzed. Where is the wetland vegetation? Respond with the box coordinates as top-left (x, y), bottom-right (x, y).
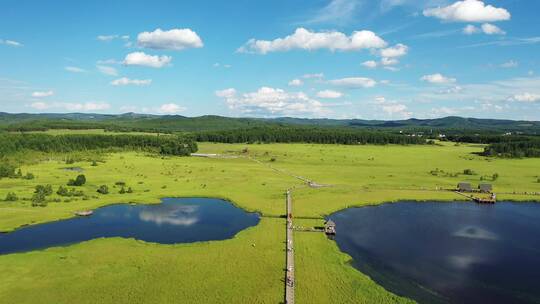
top-left (1, 125), bottom-right (539, 303)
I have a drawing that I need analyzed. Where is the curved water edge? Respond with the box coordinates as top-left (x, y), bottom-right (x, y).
top-left (0, 197), bottom-right (260, 255)
top-left (329, 201), bottom-right (540, 304)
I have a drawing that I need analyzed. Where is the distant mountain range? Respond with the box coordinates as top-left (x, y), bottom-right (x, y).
top-left (1, 112), bottom-right (539, 134)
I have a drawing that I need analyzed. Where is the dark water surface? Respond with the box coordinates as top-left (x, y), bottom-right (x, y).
top-left (0, 198), bottom-right (259, 255)
top-left (331, 202), bottom-right (540, 304)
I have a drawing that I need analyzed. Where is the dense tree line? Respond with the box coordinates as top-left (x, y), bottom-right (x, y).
top-left (0, 133), bottom-right (198, 156)
top-left (483, 140), bottom-right (540, 158)
top-left (195, 127), bottom-right (425, 145)
top-left (445, 134), bottom-right (534, 144)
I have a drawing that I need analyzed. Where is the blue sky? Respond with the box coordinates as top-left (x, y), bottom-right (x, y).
top-left (1, 0), bottom-right (539, 120)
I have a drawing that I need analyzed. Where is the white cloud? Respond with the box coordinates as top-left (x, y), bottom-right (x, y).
top-left (158, 103), bottom-right (186, 114)
top-left (438, 85), bottom-right (463, 94)
top-left (30, 102), bottom-right (49, 110)
top-left (137, 28), bottom-right (203, 50)
top-left (316, 90), bottom-right (343, 99)
top-left (65, 66), bottom-right (86, 73)
top-left (328, 77), bottom-right (377, 88)
top-left (373, 96), bottom-right (411, 118)
top-left (362, 60), bottom-right (378, 68)
top-left (237, 27), bottom-right (387, 54)
top-left (423, 0), bottom-right (511, 23)
top-left (97, 65), bottom-right (118, 76)
top-left (97, 35), bottom-right (129, 42)
top-left (481, 23), bottom-right (505, 35)
top-left (500, 60), bottom-right (518, 68)
top-left (123, 52), bottom-right (172, 68)
top-left (65, 102), bottom-right (110, 111)
top-left (215, 86), bottom-right (328, 116)
top-left (215, 88), bottom-right (237, 98)
top-left (0, 39), bottom-right (23, 47)
top-left (382, 104), bottom-right (410, 116)
top-left (463, 23), bottom-right (505, 35)
top-left (379, 43), bottom-right (408, 58)
top-left (30, 102), bottom-right (110, 112)
top-left (31, 91), bottom-right (54, 98)
top-left (463, 24), bottom-right (480, 34)
top-left (110, 77), bottom-right (152, 86)
top-left (508, 93), bottom-right (540, 103)
top-left (431, 106), bottom-right (459, 116)
top-left (303, 73), bottom-right (325, 79)
top-left (421, 73), bottom-right (457, 84)
top-left (381, 57), bottom-right (399, 66)
top-left (288, 79), bottom-right (304, 86)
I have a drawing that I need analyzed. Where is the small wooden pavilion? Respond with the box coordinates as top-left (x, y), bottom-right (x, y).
top-left (478, 184), bottom-right (493, 193)
top-left (457, 182), bottom-right (473, 192)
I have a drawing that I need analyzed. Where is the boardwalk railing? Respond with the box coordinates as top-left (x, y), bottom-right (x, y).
top-left (285, 190), bottom-right (295, 304)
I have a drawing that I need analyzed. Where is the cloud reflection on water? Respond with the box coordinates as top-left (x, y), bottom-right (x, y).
top-left (453, 226), bottom-right (499, 241)
top-left (139, 204), bottom-right (199, 226)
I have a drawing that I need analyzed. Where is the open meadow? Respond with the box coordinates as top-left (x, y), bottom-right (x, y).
top-left (1, 142), bottom-right (539, 303)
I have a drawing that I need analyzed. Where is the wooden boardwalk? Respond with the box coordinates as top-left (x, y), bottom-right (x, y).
top-left (285, 189), bottom-right (295, 304)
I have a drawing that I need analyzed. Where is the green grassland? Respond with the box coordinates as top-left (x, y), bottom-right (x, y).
top-left (1, 142), bottom-right (539, 303)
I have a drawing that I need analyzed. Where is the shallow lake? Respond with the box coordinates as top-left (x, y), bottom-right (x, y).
top-left (0, 197), bottom-right (260, 255)
top-left (331, 201), bottom-right (540, 304)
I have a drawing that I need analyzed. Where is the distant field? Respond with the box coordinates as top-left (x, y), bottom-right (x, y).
top-left (1, 142), bottom-right (539, 303)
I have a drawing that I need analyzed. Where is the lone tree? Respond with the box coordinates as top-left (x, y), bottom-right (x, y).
top-left (5, 192), bottom-right (18, 201)
top-left (32, 185), bottom-right (52, 207)
top-left (68, 174), bottom-right (86, 186)
top-left (97, 185), bottom-right (109, 195)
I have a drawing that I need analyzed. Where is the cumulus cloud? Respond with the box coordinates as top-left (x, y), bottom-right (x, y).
top-left (158, 103), bottom-right (186, 114)
top-left (362, 60), bottom-right (378, 68)
top-left (508, 93), bottom-right (540, 103)
top-left (316, 90), bottom-right (343, 99)
top-left (288, 79), bottom-right (304, 86)
top-left (215, 87), bottom-right (328, 116)
top-left (463, 23), bottom-right (505, 35)
top-left (481, 23), bottom-right (505, 35)
top-left (31, 91), bottom-right (54, 98)
top-left (328, 77), bottom-right (377, 88)
top-left (237, 27), bottom-right (387, 54)
top-left (379, 43), bottom-right (408, 58)
top-left (373, 96), bottom-right (411, 118)
top-left (0, 39), bottom-right (23, 47)
top-left (123, 52), bottom-right (172, 68)
top-left (463, 24), bottom-right (480, 34)
top-left (423, 0), bottom-right (511, 23)
top-left (30, 102), bottom-right (49, 110)
top-left (421, 73), bottom-right (457, 84)
top-left (110, 77), bottom-right (152, 86)
top-left (381, 57), bottom-right (399, 66)
top-left (97, 65), bottom-right (118, 76)
top-left (215, 88), bottom-right (237, 99)
top-left (30, 102), bottom-right (110, 112)
top-left (137, 28), bottom-right (203, 50)
top-left (65, 66), bottom-right (86, 73)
